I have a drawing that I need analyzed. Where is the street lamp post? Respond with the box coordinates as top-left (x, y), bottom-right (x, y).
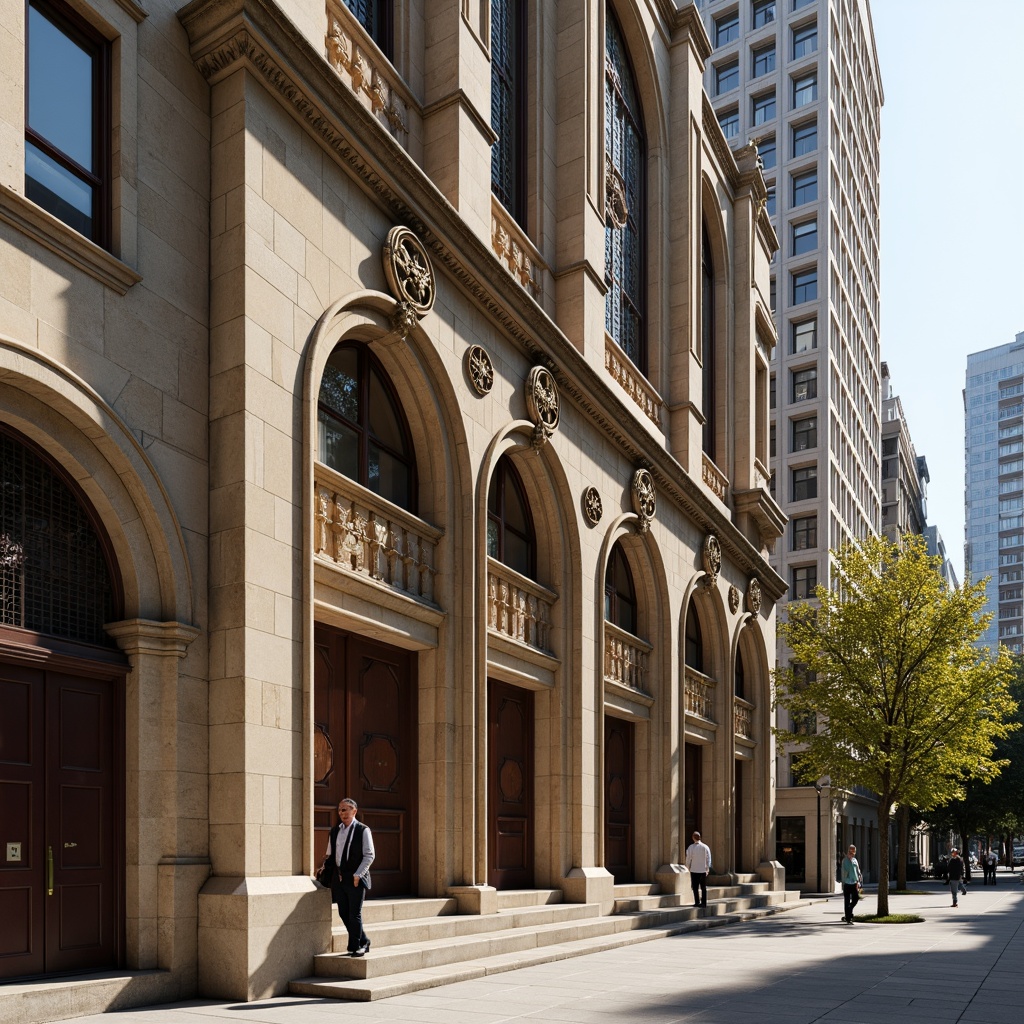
top-left (814, 776), bottom-right (830, 892)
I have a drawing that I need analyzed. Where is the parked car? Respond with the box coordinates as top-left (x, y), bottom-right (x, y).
top-left (1013, 844), bottom-right (1024, 867)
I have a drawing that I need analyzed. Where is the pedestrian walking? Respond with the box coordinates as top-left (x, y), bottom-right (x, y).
top-left (947, 848), bottom-right (965, 906)
top-left (316, 797), bottom-right (375, 957)
top-left (840, 844), bottom-right (862, 924)
top-left (685, 831), bottom-right (712, 909)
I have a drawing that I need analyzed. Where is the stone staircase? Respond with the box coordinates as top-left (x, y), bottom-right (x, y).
top-left (289, 874), bottom-right (803, 1001)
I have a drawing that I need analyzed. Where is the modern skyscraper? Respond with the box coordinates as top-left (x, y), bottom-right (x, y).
top-left (965, 332), bottom-right (1024, 654)
top-left (700, 0), bottom-right (884, 890)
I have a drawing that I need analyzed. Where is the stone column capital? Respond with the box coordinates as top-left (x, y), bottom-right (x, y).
top-left (104, 618), bottom-right (200, 659)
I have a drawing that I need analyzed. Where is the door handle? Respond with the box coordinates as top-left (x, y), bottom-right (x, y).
top-left (47, 845), bottom-right (53, 896)
top-left (64, 842), bottom-right (77, 849)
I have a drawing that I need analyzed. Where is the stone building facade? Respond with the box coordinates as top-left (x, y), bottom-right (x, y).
top-left (0, 0), bottom-right (784, 1011)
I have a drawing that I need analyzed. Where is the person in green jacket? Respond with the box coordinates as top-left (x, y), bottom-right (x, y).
top-left (840, 844), bottom-right (863, 923)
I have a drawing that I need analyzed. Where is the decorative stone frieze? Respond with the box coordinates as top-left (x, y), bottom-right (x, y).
top-left (383, 226), bottom-right (435, 316)
top-left (605, 339), bottom-right (661, 424)
top-left (583, 486), bottom-right (603, 526)
top-left (525, 366), bottom-right (559, 450)
top-left (465, 344), bottom-right (494, 396)
top-left (631, 468), bottom-right (656, 534)
top-left (702, 533), bottom-right (722, 588)
top-left (491, 202), bottom-right (542, 295)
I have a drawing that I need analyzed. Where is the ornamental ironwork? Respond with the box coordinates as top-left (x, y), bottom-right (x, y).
top-left (382, 226), bottom-right (435, 316)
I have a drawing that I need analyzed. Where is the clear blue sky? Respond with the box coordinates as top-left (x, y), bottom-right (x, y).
top-left (871, 1), bottom-right (1024, 584)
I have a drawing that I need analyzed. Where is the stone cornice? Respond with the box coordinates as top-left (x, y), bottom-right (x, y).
top-left (177, 0), bottom-right (783, 598)
top-left (662, 2), bottom-right (713, 65)
top-left (105, 619), bottom-right (201, 657)
top-left (702, 95), bottom-right (744, 196)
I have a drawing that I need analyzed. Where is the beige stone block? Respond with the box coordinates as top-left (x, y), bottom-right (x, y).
top-left (139, 180), bottom-right (207, 270)
top-left (209, 722), bottom-right (246, 776)
top-left (210, 410), bottom-right (246, 486)
top-left (244, 185), bottom-right (274, 244)
top-left (244, 267), bottom-right (294, 347)
top-left (163, 392), bottom-right (208, 459)
top-left (261, 143), bottom-right (322, 249)
top-left (223, 184), bottom-right (246, 231)
top-left (246, 227), bottom-right (298, 303)
top-left (274, 591), bottom-right (297, 640)
top-left (262, 424), bottom-right (296, 501)
top-left (110, 374), bottom-right (164, 438)
top-left (273, 211), bottom-right (306, 275)
top-left (221, 625), bottom-right (246, 679)
top-left (245, 531), bottom-right (296, 597)
top-left (258, 825), bottom-right (297, 876)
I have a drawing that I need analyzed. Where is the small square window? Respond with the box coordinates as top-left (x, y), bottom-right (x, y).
top-left (792, 169), bottom-right (817, 205)
top-left (792, 415), bottom-right (817, 452)
top-left (715, 11), bottom-right (740, 47)
top-left (793, 72), bottom-right (817, 107)
top-left (792, 465), bottom-right (817, 501)
top-left (716, 60), bottom-right (740, 95)
top-left (752, 91), bottom-right (776, 126)
top-left (765, 186), bottom-right (777, 217)
top-left (752, 42), bottom-right (776, 77)
top-left (718, 107), bottom-right (740, 140)
top-left (792, 267), bottom-right (817, 304)
top-left (793, 0), bottom-right (814, 8)
top-left (752, 0), bottom-right (776, 30)
top-left (792, 218), bottom-right (817, 255)
top-left (757, 136), bottom-right (776, 170)
top-left (792, 318), bottom-right (817, 353)
top-left (793, 22), bottom-right (817, 60)
top-left (792, 367), bottom-right (817, 402)
top-left (792, 119), bottom-right (817, 157)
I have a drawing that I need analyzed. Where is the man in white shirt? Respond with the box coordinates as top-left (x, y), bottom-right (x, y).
top-left (323, 798), bottom-right (375, 956)
top-left (685, 831), bottom-right (712, 909)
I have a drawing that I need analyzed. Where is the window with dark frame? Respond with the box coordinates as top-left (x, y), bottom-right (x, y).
top-left (701, 222), bottom-right (718, 461)
top-left (25, 0), bottom-right (110, 247)
top-left (684, 600), bottom-right (704, 672)
top-left (718, 108), bottom-right (740, 139)
top-left (792, 514), bottom-right (817, 550)
top-left (792, 21), bottom-right (817, 59)
top-left (792, 366), bottom-right (817, 402)
top-left (716, 59), bottom-right (740, 94)
top-left (342, 0), bottom-right (392, 56)
top-left (792, 464), bottom-right (817, 500)
top-left (792, 416), bottom-right (817, 452)
top-left (792, 267), bottom-right (817, 304)
top-left (792, 168), bottom-right (817, 204)
top-left (752, 90), bottom-right (776, 126)
top-left (605, 11), bottom-right (646, 372)
top-left (792, 317), bottom-right (817, 353)
top-left (757, 135), bottom-right (776, 169)
top-left (490, 0), bottom-right (526, 227)
top-left (752, 0), bottom-right (776, 29)
top-left (752, 41), bottom-right (776, 77)
top-left (487, 455), bottom-right (536, 579)
top-left (766, 186), bottom-right (777, 217)
top-left (317, 342), bottom-right (417, 512)
top-left (793, 71), bottom-right (817, 107)
top-left (792, 218), bottom-right (817, 255)
top-left (605, 543), bottom-right (638, 636)
top-left (792, 119), bottom-right (817, 157)
top-left (791, 564), bottom-right (817, 599)
top-left (715, 11), bottom-right (740, 46)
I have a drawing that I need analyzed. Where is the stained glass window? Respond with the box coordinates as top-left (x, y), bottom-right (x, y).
top-left (491, 0), bottom-right (526, 225)
top-left (605, 11), bottom-right (646, 372)
top-left (343, 0), bottom-right (391, 56)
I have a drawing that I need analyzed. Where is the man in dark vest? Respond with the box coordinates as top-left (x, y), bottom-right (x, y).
top-left (323, 797), bottom-right (375, 956)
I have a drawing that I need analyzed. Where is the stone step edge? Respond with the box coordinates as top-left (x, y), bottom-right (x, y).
top-left (292, 899), bottom-right (809, 1002)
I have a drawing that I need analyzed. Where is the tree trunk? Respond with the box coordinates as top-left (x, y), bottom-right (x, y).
top-left (896, 805), bottom-right (910, 891)
top-left (876, 802), bottom-right (891, 917)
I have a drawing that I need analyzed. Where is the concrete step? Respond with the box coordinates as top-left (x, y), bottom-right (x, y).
top-left (290, 893), bottom-right (807, 1002)
top-left (332, 899), bottom-right (602, 952)
top-left (495, 888), bottom-right (564, 909)
top-left (613, 881), bottom-right (768, 913)
top-left (612, 882), bottom-right (660, 899)
top-left (362, 896), bottom-right (457, 924)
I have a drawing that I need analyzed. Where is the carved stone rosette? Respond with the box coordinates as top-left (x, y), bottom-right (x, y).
top-left (605, 166), bottom-right (629, 229)
top-left (631, 468), bottom-right (656, 534)
top-left (746, 577), bottom-right (762, 616)
top-left (728, 585), bottom-right (740, 614)
top-left (382, 226), bottom-right (435, 316)
top-left (583, 486), bottom-right (603, 526)
top-left (525, 365), bottom-right (559, 450)
top-left (465, 344), bottom-right (494, 396)
top-left (702, 533), bottom-right (722, 588)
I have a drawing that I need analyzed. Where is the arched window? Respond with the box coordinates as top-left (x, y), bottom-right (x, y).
top-left (491, 0), bottom-right (526, 227)
top-left (0, 425), bottom-right (120, 646)
top-left (604, 9), bottom-right (646, 372)
top-left (317, 342), bottom-right (416, 512)
top-left (343, 0), bottom-right (391, 56)
top-left (684, 600), bottom-right (704, 673)
top-left (701, 221), bottom-right (717, 461)
top-left (604, 542), bottom-right (638, 635)
top-left (487, 455), bottom-right (535, 578)
top-left (735, 647), bottom-right (746, 699)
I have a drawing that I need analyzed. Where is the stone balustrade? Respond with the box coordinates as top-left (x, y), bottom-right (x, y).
top-left (604, 621), bottom-right (652, 694)
top-left (487, 558), bottom-right (556, 654)
top-left (314, 464), bottom-right (441, 605)
top-left (734, 697), bottom-right (754, 740)
top-left (702, 453), bottom-right (728, 501)
top-left (684, 667), bottom-right (716, 722)
top-left (491, 198), bottom-right (545, 296)
top-left (605, 337), bottom-right (662, 425)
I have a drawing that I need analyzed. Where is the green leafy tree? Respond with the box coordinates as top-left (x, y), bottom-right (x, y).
top-left (774, 534), bottom-right (1018, 915)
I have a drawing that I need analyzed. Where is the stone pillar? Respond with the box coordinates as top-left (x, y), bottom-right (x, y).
top-left (106, 618), bottom-right (205, 983)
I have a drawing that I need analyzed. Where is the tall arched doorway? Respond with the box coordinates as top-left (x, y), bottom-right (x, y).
top-left (0, 424), bottom-right (127, 979)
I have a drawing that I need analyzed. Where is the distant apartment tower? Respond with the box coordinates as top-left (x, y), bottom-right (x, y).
top-left (700, 0), bottom-right (884, 890)
top-left (965, 332), bottom-right (1024, 654)
top-left (881, 361), bottom-right (927, 545)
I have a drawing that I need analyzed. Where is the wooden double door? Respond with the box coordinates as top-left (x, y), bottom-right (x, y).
top-left (604, 715), bottom-right (634, 883)
top-left (0, 663), bottom-right (121, 980)
top-left (313, 627), bottom-right (416, 897)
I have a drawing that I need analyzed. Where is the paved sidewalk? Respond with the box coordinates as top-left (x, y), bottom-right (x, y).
top-left (56, 877), bottom-right (1024, 1024)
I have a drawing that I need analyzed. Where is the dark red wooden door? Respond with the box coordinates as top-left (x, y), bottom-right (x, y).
top-left (684, 742), bottom-right (702, 844)
top-left (604, 715), bottom-right (634, 883)
top-left (488, 680), bottom-right (534, 889)
top-left (0, 665), bottom-right (119, 979)
top-left (313, 626), bottom-right (415, 896)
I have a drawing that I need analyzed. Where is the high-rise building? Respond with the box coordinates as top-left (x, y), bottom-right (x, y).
top-left (881, 361), bottom-right (928, 545)
top-left (699, 0), bottom-right (884, 891)
top-left (965, 332), bottom-right (1024, 654)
